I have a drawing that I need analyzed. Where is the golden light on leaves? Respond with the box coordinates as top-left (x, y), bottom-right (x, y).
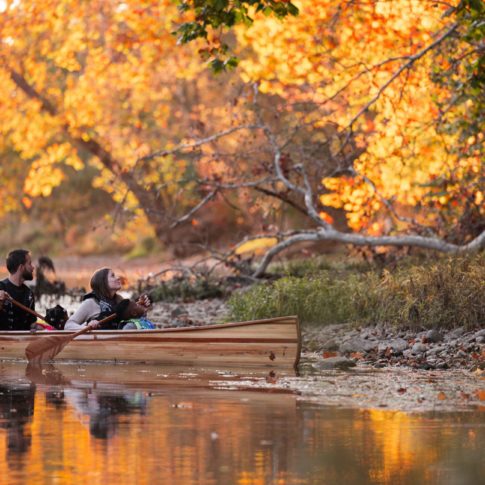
top-left (319, 211), bottom-right (334, 225)
top-left (235, 237), bottom-right (278, 255)
top-left (21, 196), bottom-right (32, 209)
top-left (0, 0), bottom-right (480, 247)
top-left (235, 0), bottom-right (476, 234)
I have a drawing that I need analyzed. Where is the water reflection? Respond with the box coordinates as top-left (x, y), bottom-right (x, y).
top-left (25, 363), bottom-right (150, 441)
top-left (0, 362), bottom-right (483, 484)
top-left (65, 389), bottom-right (148, 440)
top-left (0, 383), bottom-right (35, 455)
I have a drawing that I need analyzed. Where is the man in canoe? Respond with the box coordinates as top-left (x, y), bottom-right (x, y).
top-left (65, 267), bottom-right (154, 331)
top-left (0, 249), bottom-right (37, 331)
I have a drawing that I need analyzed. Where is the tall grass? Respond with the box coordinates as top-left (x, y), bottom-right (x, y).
top-left (227, 255), bottom-right (484, 329)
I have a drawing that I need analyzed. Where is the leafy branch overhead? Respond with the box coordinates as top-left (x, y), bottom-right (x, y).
top-left (175, 0), bottom-right (299, 71)
top-left (0, 0), bottom-right (482, 264)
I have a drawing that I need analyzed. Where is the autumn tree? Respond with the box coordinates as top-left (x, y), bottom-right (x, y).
top-left (0, 0), bottom-right (483, 267)
top-left (0, 0), bottom-right (255, 252)
top-left (165, 0), bottom-right (484, 273)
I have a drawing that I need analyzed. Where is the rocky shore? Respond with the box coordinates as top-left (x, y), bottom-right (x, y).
top-left (305, 323), bottom-right (485, 372)
top-left (149, 298), bottom-right (229, 328)
top-left (147, 298), bottom-right (484, 372)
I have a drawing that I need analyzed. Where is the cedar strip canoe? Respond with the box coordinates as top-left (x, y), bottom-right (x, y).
top-left (0, 316), bottom-right (301, 368)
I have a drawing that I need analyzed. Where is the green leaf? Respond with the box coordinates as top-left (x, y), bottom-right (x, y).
top-left (287, 3), bottom-right (299, 16)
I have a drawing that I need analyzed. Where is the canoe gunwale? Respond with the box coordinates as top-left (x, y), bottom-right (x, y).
top-left (0, 315), bottom-right (299, 337)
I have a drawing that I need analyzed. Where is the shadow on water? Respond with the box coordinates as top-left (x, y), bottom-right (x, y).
top-left (0, 362), bottom-right (483, 484)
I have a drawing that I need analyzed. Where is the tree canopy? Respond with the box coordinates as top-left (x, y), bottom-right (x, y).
top-left (0, 0), bottom-right (483, 262)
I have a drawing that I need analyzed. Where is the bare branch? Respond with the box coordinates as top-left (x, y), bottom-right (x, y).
top-left (253, 187), bottom-right (308, 215)
top-left (252, 228), bottom-right (485, 277)
top-left (344, 22), bottom-right (459, 134)
top-left (136, 124), bottom-right (263, 164)
top-left (169, 189), bottom-right (219, 229)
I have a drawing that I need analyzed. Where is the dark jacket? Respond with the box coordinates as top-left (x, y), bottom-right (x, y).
top-left (0, 278), bottom-right (36, 331)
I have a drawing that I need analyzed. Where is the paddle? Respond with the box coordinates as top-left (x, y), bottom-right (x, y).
top-left (24, 299), bottom-right (133, 364)
top-left (25, 312), bottom-right (118, 364)
top-left (5, 294), bottom-right (50, 324)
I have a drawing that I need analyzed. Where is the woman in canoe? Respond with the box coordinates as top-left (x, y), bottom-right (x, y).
top-left (64, 268), bottom-right (154, 331)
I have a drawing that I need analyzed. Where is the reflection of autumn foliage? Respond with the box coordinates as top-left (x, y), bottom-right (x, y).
top-left (1, 388), bottom-right (484, 483)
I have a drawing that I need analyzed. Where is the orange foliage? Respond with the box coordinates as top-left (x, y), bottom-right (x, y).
top-left (236, 0), bottom-right (482, 237)
top-left (0, 0), bottom-right (482, 247)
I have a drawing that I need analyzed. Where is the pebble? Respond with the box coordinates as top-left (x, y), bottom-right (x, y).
top-left (412, 343), bottom-right (427, 354)
top-left (313, 357), bottom-right (356, 370)
top-left (304, 321), bottom-right (485, 372)
top-left (425, 329), bottom-right (443, 343)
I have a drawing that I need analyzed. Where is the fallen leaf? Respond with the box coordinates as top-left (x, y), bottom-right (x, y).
top-left (474, 390), bottom-right (485, 401)
top-left (323, 351), bottom-right (337, 358)
top-left (437, 392), bottom-right (447, 401)
top-left (397, 387), bottom-right (407, 394)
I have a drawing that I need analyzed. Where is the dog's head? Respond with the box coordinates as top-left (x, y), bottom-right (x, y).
top-left (45, 305), bottom-right (69, 330)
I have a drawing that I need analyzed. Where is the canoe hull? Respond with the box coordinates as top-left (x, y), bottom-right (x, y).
top-left (0, 316), bottom-right (301, 368)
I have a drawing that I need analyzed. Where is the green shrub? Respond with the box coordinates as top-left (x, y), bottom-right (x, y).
top-left (228, 254), bottom-right (484, 329)
top-left (228, 272), bottom-right (369, 325)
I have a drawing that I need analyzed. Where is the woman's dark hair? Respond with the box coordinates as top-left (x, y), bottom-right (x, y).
top-left (90, 268), bottom-right (112, 300)
top-left (6, 249), bottom-right (30, 273)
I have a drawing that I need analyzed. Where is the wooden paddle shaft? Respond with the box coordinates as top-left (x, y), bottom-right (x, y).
top-left (25, 312), bottom-right (119, 363)
top-left (6, 295), bottom-right (48, 323)
top-left (69, 313), bottom-right (117, 338)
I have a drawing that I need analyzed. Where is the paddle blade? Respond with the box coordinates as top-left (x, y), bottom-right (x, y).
top-left (25, 334), bottom-right (73, 364)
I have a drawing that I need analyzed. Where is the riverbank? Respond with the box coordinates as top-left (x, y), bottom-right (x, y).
top-left (305, 322), bottom-right (485, 372)
top-left (35, 295), bottom-right (485, 412)
top-left (145, 298), bottom-right (485, 372)
top-left (147, 298), bottom-right (485, 412)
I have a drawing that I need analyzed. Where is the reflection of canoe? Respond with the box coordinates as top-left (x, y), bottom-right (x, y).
top-left (0, 361), bottom-right (297, 398)
top-left (0, 316), bottom-right (301, 368)
top-left (21, 361), bottom-right (297, 393)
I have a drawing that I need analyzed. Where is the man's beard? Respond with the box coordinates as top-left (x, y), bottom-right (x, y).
top-left (22, 269), bottom-right (34, 281)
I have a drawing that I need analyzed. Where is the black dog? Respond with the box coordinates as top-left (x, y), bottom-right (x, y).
top-left (44, 305), bottom-right (69, 330)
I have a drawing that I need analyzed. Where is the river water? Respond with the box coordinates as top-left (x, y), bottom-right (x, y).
top-left (0, 362), bottom-right (483, 485)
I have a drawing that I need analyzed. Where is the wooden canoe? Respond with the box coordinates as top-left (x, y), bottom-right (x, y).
top-left (0, 316), bottom-right (301, 368)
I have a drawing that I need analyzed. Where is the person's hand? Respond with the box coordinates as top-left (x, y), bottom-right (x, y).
top-left (136, 294), bottom-right (152, 309)
top-left (0, 290), bottom-right (9, 302)
top-left (87, 320), bottom-right (100, 330)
